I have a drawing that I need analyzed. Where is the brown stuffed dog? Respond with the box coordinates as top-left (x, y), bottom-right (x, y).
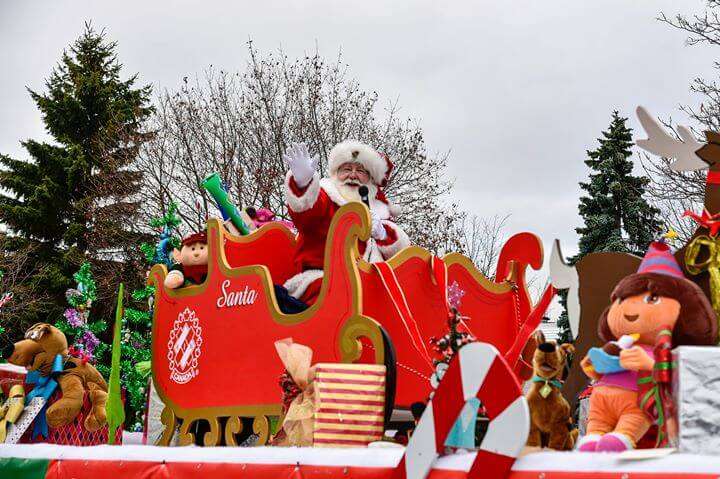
top-left (4, 339), bottom-right (43, 368)
top-left (526, 340), bottom-right (578, 450)
top-left (4, 323), bottom-right (109, 432)
top-left (516, 330), bottom-right (547, 381)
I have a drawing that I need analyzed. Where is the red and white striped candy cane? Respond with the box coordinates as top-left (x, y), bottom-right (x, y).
top-left (398, 342), bottom-right (529, 479)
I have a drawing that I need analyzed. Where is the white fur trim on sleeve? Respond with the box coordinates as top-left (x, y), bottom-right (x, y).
top-left (285, 171), bottom-right (321, 213)
top-left (377, 221), bottom-right (410, 259)
top-left (387, 200), bottom-right (402, 218)
top-left (283, 269), bottom-right (324, 300)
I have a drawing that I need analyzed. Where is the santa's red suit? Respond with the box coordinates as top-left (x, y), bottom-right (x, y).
top-left (283, 140), bottom-right (410, 304)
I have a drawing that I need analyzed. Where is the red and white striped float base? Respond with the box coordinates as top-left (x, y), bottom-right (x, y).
top-left (511, 450), bottom-right (720, 479)
top-left (3, 445), bottom-right (720, 479)
top-left (1, 342), bottom-right (529, 479)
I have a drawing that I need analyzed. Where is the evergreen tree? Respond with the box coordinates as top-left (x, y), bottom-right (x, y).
top-left (0, 24), bottom-right (152, 331)
top-left (557, 111), bottom-right (662, 343)
top-left (556, 293), bottom-right (574, 345)
top-left (576, 111), bottom-right (661, 256)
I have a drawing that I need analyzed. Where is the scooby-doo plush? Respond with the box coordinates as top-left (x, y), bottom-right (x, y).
top-left (516, 330), bottom-right (547, 381)
top-left (526, 340), bottom-right (578, 450)
top-left (4, 323), bottom-right (109, 432)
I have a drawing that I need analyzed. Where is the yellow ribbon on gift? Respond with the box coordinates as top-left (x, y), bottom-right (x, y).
top-left (685, 234), bottom-right (720, 341)
top-left (272, 339), bottom-right (316, 447)
top-left (0, 384), bottom-right (25, 443)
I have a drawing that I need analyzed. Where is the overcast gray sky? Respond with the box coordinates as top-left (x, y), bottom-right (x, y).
top-left (0, 1), bottom-right (716, 306)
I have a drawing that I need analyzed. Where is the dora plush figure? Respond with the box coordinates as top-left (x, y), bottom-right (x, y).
top-left (578, 241), bottom-right (717, 452)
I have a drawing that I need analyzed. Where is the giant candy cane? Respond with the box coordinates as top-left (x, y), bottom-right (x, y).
top-left (398, 342), bottom-right (529, 479)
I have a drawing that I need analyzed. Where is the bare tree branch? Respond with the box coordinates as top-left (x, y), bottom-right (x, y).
top-left (0, 242), bottom-right (53, 343)
top-left (135, 44), bottom-right (464, 254)
top-left (642, 3), bottom-right (720, 238)
top-left (459, 213), bottom-right (510, 278)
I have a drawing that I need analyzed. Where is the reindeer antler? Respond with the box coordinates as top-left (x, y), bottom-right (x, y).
top-left (636, 106), bottom-right (707, 172)
top-left (549, 240), bottom-right (579, 340)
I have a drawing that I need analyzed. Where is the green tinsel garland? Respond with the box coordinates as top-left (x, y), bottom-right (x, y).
top-left (55, 263), bottom-right (107, 363)
top-left (121, 202), bottom-right (181, 431)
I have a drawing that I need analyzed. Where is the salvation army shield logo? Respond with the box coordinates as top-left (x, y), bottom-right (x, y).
top-left (167, 308), bottom-right (203, 384)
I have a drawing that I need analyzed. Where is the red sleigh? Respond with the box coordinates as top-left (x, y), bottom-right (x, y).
top-left (149, 203), bottom-right (552, 446)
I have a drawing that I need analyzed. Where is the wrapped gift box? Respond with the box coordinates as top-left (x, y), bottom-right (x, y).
top-left (0, 363), bottom-right (27, 397)
top-left (313, 363), bottom-right (386, 448)
top-left (672, 346), bottom-right (720, 454)
top-left (1, 363), bottom-right (120, 445)
top-left (34, 388), bottom-right (122, 445)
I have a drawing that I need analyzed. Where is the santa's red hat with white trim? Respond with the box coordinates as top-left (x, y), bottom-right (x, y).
top-left (328, 140), bottom-right (401, 217)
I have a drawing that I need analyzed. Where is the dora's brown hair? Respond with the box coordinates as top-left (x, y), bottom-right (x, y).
top-left (598, 272), bottom-right (718, 346)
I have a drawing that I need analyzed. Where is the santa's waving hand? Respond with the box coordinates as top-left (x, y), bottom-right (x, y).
top-left (283, 142), bottom-right (318, 188)
top-left (282, 140), bottom-right (410, 305)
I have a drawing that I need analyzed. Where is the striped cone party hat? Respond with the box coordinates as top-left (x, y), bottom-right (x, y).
top-left (637, 240), bottom-right (684, 279)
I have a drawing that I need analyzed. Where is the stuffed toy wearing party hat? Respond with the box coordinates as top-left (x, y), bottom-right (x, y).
top-left (577, 237), bottom-right (718, 453)
top-left (598, 238), bottom-right (717, 346)
top-left (578, 240), bottom-right (718, 452)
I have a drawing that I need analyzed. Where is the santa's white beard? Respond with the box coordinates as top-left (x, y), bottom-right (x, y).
top-left (332, 176), bottom-right (377, 203)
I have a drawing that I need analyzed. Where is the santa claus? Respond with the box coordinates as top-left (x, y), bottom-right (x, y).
top-left (282, 140), bottom-right (410, 305)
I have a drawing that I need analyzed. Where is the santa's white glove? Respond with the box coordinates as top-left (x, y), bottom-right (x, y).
top-left (370, 212), bottom-right (388, 241)
top-left (283, 142), bottom-right (318, 188)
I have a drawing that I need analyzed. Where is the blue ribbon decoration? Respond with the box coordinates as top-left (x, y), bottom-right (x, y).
top-left (25, 354), bottom-right (64, 439)
top-left (531, 375), bottom-right (563, 389)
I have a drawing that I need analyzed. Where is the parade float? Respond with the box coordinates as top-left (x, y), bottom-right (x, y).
top-left (4, 107), bottom-right (720, 479)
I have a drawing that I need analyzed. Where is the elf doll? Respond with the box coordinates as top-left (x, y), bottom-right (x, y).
top-left (164, 232), bottom-right (209, 289)
top-left (577, 240), bottom-right (717, 452)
